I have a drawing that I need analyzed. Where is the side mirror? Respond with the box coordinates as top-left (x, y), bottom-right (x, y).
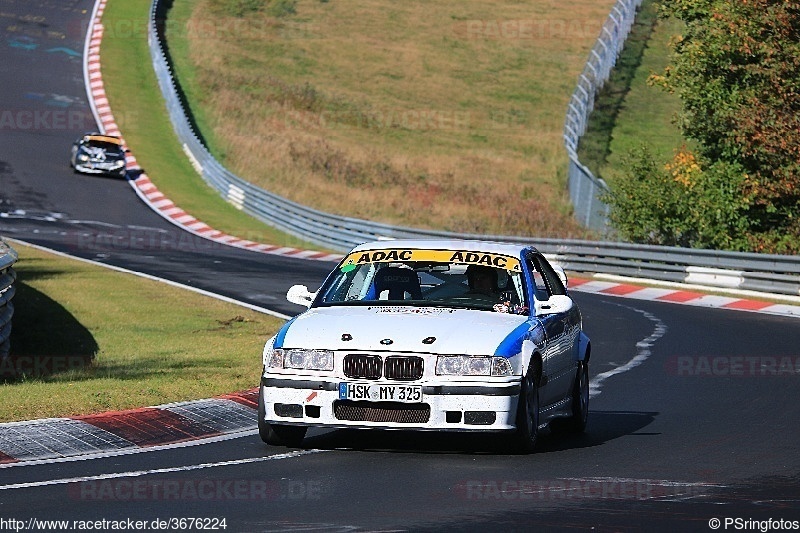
top-left (536, 294), bottom-right (573, 316)
top-left (287, 285), bottom-right (316, 307)
top-left (552, 265), bottom-right (568, 288)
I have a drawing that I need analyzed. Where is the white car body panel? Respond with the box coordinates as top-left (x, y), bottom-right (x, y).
top-left (281, 306), bottom-right (528, 356)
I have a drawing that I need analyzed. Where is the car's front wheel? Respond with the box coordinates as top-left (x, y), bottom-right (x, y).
top-left (257, 388), bottom-right (307, 447)
top-left (509, 362), bottom-right (539, 453)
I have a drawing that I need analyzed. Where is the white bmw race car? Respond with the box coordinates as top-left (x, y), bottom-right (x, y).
top-left (259, 239), bottom-right (591, 453)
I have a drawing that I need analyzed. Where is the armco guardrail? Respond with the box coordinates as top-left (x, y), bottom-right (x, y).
top-left (0, 241), bottom-right (18, 359)
top-left (538, 240), bottom-right (800, 297)
top-left (145, 1), bottom-right (800, 298)
top-left (563, 0), bottom-right (643, 234)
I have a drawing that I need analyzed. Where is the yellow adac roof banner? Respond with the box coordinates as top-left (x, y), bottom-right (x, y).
top-left (340, 248), bottom-right (521, 272)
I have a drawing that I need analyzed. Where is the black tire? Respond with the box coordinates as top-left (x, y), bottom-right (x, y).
top-left (509, 362), bottom-right (540, 454)
top-left (562, 361), bottom-right (589, 433)
top-left (257, 387), bottom-right (307, 447)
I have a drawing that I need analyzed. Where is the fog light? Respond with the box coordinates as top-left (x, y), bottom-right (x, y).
top-left (464, 411), bottom-right (496, 425)
top-left (274, 403), bottom-right (303, 418)
top-left (446, 411), bottom-right (462, 423)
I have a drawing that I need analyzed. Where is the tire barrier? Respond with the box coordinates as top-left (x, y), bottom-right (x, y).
top-left (0, 241), bottom-right (18, 359)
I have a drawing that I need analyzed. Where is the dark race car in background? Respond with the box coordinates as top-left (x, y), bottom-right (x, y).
top-left (70, 133), bottom-right (127, 178)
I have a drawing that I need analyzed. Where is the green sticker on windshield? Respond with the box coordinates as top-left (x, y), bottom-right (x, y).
top-left (340, 263), bottom-right (357, 273)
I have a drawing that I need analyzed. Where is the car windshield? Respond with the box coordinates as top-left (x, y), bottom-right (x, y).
top-left (317, 248), bottom-right (528, 314)
top-left (85, 140), bottom-right (123, 155)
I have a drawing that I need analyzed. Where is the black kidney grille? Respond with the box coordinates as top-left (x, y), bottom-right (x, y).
top-left (384, 356), bottom-right (424, 381)
top-left (334, 401), bottom-right (430, 424)
top-left (343, 354), bottom-right (382, 380)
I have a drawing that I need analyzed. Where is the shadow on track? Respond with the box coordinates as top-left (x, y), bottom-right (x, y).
top-left (295, 410), bottom-right (659, 455)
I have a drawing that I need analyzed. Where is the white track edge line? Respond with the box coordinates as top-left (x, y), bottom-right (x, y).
top-left (7, 238), bottom-right (291, 321)
top-left (0, 449), bottom-right (327, 490)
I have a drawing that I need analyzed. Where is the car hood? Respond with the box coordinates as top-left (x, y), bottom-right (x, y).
top-left (279, 305), bottom-right (529, 356)
top-left (80, 146), bottom-right (124, 161)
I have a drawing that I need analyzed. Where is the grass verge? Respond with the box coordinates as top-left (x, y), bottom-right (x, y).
top-left (601, 11), bottom-right (686, 183)
top-left (160, 0), bottom-right (620, 238)
top-left (1, 242), bottom-right (284, 422)
top-left (99, 0), bottom-right (323, 251)
top-left (577, 0), bottom-right (685, 182)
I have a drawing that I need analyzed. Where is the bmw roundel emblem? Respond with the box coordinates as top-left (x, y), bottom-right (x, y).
top-left (380, 338), bottom-right (394, 345)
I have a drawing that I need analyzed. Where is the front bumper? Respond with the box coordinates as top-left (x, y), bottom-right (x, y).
top-left (75, 161), bottom-right (126, 176)
top-left (261, 376), bottom-right (522, 431)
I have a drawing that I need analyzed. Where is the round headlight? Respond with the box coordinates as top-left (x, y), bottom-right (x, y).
top-left (436, 356), bottom-right (464, 375)
top-left (286, 349), bottom-right (307, 368)
top-left (465, 357), bottom-right (492, 376)
top-left (281, 349), bottom-right (334, 370)
top-left (310, 350), bottom-right (334, 371)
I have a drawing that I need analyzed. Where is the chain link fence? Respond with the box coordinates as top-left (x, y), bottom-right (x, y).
top-left (563, 0), bottom-right (643, 234)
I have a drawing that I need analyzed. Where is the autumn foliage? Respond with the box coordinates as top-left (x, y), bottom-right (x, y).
top-left (607, 0), bottom-right (800, 252)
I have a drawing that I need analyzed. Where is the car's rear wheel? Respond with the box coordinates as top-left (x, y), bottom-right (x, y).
top-left (509, 362), bottom-right (539, 453)
top-left (561, 361), bottom-right (589, 433)
top-left (257, 387), bottom-right (307, 447)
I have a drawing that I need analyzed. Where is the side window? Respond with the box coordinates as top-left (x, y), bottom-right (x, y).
top-left (532, 254), bottom-right (566, 296)
top-left (527, 254), bottom-right (566, 300)
top-left (526, 257), bottom-right (550, 302)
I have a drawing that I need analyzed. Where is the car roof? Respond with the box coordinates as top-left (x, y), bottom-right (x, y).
top-left (348, 239), bottom-right (537, 258)
top-left (83, 134), bottom-right (123, 145)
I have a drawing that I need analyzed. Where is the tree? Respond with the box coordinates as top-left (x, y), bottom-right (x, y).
top-left (604, 146), bottom-right (753, 250)
top-left (608, 0), bottom-right (800, 252)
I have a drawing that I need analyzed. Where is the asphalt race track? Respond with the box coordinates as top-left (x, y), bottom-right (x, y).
top-left (1, 1), bottom-right (799, 531)
top-left (0, 0), bottom-right (333, 318)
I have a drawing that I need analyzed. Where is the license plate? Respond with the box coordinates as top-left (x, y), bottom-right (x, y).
top-left (338, 382), bottom-right (423, 403)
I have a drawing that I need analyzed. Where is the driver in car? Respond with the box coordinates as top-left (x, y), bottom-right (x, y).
top-left (465, 264), bottom-right (526, 314)
top-left (465, 264), bottom-right (502, 299)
